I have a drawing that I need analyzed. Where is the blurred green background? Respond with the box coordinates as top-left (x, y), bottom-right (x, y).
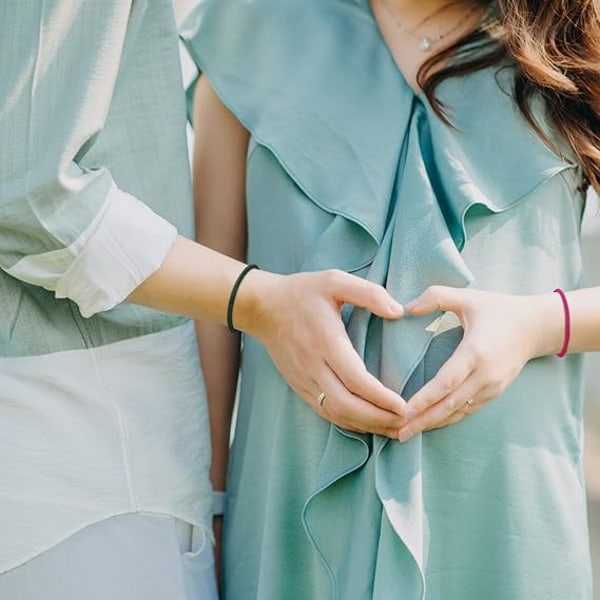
top-left (583, 199), bottom-right (600, 597)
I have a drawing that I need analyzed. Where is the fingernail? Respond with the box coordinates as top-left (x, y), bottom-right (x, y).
top-left (398, 429), bottom-right (413, 443)
top-left (389, 301), bottom-right (403, 313)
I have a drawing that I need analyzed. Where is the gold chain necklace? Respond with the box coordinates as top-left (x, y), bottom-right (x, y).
top-left (379, 0), bottom-right (480, 52)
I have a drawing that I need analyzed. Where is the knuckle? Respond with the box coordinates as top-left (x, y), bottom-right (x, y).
top-left (488, 376), bottom-right (504, 391)
top-left (384, 428), bottom-right (399, 439)
top-left (345, 382), bottom-right (359, 397)
top-left (447, 413), bottom-right (462, 426)
top-left (448, 402), bottom-right (462, 416)
top-left (346, 378), bottom-right (362, 395)
top-left (323, 269), bottom-right (345, 288)
top-left (440, 377), bottom-right (457, 396)
top-left (481, 368), bottom-right (504, 390)
top-left (428, 419), bottom-right (445, 431)
top-left (446, 401), bottom-right (460, 417)
top-left (410, 418), bottom-right (427, 433)
top-left (427, 285), bottom-right (446, 301)
top-left (379, 415), bottom-right (400, 431)
top-left (364, 287), bottom-right (380, 307)
top-left (469, 345), bottom-right (488, 364)
top-left (411, 425), bottom-right (426, 436)
top-left (343, 371), bottom-right (366, 394)
top-left (432, 406), bottom-right (447, 423)
top-left (326, 401), bottom-right (343, 421)
top-left (487, 380), bottom-right (505, 397)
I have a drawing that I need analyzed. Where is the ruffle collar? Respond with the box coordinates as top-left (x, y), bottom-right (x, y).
top-left (180, 0), bottom-right (572, 254)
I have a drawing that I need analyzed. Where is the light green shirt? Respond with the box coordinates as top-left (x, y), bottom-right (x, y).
top-left (0, 0), bottom-right (210, 573)
top-left (0, 0), bottom-right (193, 357)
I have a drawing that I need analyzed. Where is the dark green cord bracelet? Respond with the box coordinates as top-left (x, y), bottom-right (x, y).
top-left (227, 264), bottom-right (260, 333)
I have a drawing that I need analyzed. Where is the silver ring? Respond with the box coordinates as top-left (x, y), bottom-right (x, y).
top-left (466, 398), bottom-right (474, 406)
top-left (316, 391), bottom-right (327, 407)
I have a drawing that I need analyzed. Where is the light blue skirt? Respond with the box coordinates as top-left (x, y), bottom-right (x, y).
top-left (0, 513), bottom-right (217, 599)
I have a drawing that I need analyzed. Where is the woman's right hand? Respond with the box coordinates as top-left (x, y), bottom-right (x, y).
top-left (128, 237), bottom-right (408, 437)
top-left (234, 268), bottom-right (410, 438)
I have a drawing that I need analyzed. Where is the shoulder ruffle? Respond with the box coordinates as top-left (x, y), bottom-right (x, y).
top-left (180, 0), bottom-right (416, 249)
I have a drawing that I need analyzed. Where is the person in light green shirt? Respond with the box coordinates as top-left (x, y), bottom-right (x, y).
top-left (183, 0), bottom-right (600, 597)
top-left (0, 2), bottom-right (410, 598)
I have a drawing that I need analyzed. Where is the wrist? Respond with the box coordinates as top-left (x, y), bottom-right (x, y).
top-left (231, 269), bottom-right (283, 339)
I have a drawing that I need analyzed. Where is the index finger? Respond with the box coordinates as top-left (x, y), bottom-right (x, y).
top-left (325, 333), bottom-right (408, 418)
top-left (407, 343), bottom-right (473, 416)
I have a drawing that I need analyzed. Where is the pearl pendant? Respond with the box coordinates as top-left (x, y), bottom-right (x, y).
top-left (420, 37), bottom-right (432, 51)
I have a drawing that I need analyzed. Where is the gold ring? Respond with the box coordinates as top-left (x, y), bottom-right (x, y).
top-left (466, 398), bottom-right (474, 406)
top-left (316, 391), bottom-right (327, 407)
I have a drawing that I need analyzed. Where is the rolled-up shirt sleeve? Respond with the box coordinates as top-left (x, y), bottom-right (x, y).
top-left (0, 1), bottom-right (177, 317)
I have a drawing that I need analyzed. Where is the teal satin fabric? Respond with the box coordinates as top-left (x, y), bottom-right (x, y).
top-left (182, 1), bottom-right (592, 598)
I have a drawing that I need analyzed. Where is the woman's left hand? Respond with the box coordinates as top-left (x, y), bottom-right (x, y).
top-left (397, 286), bottom-right (564, 442)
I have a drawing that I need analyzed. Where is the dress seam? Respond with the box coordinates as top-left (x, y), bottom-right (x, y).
top-left (89, 347), bottom-right (138, 511)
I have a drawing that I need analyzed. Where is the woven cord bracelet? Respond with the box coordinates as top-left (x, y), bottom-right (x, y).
top-left (553, 288), bottom-right (571, 358)
top-left (227, 264), bottom-right (260, 333)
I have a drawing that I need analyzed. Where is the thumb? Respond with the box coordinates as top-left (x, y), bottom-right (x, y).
top-left (330, 272), bottom-right (403, 319)
top-left (404, 285), bottom-right (462, 316)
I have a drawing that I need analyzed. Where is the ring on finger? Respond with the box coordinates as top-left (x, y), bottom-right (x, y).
top-left (316, 391), bottom-right (327, 407)
top-left (465, 397), bottom-right (474, 407)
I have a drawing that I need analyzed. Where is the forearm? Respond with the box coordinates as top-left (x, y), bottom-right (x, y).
top-left (132, 72), bottom-right (260, 326)
top-left (563, 286), bottom-right (600, 353)
top-left (126, 235), bottom-right (270, 327)
top-left (185, 72), bottom-right (249, 491)
top-left (196, 321), bottom-right (239, 491)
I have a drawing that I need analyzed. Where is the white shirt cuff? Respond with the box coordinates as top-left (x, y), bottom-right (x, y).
top-left (8, 184), bottom-right (178, 317)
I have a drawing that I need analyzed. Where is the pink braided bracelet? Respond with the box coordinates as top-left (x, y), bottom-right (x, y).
top-left (553, 288), bottom-right (571, 358)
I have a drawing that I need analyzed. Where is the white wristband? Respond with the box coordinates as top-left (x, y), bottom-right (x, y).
top-left (213, 491), bottom-right (227, 516)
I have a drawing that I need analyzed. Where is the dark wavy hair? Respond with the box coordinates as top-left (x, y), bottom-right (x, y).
top-left (419, 0), bottom-right (600, 191)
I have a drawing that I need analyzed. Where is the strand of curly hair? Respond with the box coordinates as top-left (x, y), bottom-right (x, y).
top-left (418, 0), bottom-right (600, 192)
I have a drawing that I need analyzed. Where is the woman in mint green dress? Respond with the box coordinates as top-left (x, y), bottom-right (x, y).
top-left (182, 0), bottom-right (600, 597)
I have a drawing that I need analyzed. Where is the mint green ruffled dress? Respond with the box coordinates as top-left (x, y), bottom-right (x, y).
top-left (182, 1), bottom-right (593, 598)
